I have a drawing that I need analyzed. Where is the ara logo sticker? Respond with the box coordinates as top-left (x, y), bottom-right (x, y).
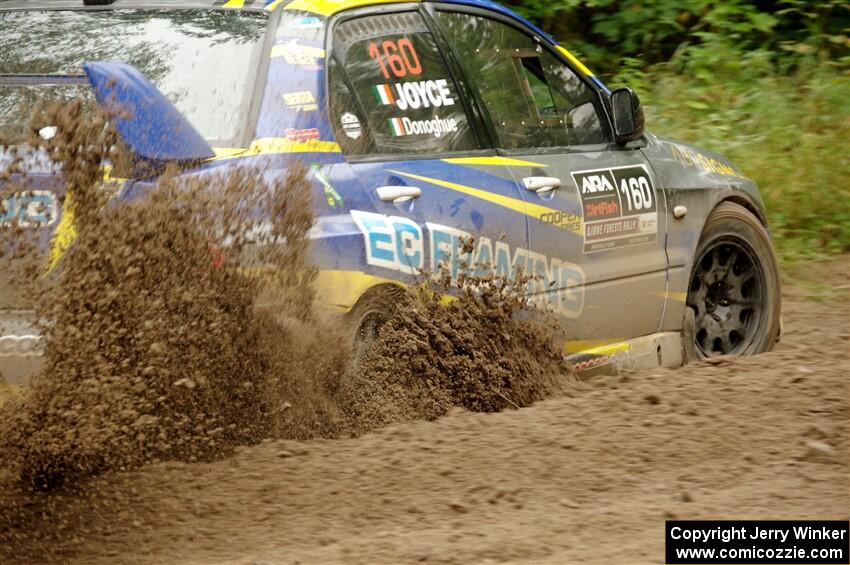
top-left (372, 79), bottom-right (455, 110)
top-left (341, 113), bottom-right (362, 139)
top-left (580, 173), bottom-right (615, 194)
top-left (572, 165), bottom-right (658, 253)
top-left (350, 210), bottom-right (584, 317)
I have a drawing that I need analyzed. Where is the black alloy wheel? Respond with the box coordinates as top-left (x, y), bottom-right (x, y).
top-left (686, 201), bottom-right (781, 358)
top-left (689, 239), bottom-right (764, 356)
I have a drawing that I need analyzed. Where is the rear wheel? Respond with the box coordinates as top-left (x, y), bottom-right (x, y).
top-left (687, 202), bottom-right (781, 358)
top-left (346, 285), bottom-right (405, 366)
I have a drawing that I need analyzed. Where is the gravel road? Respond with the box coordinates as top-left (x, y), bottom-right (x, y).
top-left (0, 258), bottom-right (847, 565)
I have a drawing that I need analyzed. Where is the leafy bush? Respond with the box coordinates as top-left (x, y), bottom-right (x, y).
top-left (637, 56), bottom-right (849, 259)
top-left (506, 0), bottom-right (849, 75)
top-left (506, 0), bottom-right (850, 260)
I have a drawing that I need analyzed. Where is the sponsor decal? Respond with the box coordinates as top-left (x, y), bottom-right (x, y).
top-left (372, 84), bottom-right (395, 106)
top-left (668, 142), bottom-right (748, 179)
top-left (350, 210), bottom-right (585, 317)
top-left (372, 79), bottom-right (455, 110)
top-left (310, 164), bottom-right (343, 208)
top-left (292, 16), bottom-right (323, 29)
top-left (368, 38), bottom-right (422, 79)
top-left (340, 113), bottom-right (362, 140)
top-left (572, 165), bottom-right (658, 253)
top-left (283, 90), bottom-right (318, 112)
top-left (539, 210), bottom-right (582, 234)
top-left (568, 353), bottom-right (613, 372)
top-left (272, 42), bottom-right (324, 70)
top-left (0, 190), bottom-right (58, 228)
top-left (387, 115), bottom-right (459, 138)
top-left (0, 334), bottom-right (43, 357)
top-left (387, 117), bottom-right (405, 137)
top-left (285, 128), bottom-right (320, 143)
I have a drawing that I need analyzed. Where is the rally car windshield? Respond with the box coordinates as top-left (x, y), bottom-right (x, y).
top-left (0, 10), bottom-right (268, 147)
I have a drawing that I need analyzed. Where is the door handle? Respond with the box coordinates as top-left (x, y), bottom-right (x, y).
top-left (376, 185), bottom-right (422, 203)
top-left (522, 176), bottom-right (562, 193)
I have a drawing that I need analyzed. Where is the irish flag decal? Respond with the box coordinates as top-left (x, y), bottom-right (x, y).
top-left (373, 84), bottom-right (395, 106)
top-left (388, 117), bottom-right (406, 136)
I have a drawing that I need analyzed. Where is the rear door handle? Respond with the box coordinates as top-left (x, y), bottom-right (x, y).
top-left (522, 176), bottom-right (561, 193)
top-left (376, 185), bottom-right (421, 203)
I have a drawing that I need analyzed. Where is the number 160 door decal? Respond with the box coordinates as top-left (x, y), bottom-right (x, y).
top-left (571, 165), bottom-right (659, 253)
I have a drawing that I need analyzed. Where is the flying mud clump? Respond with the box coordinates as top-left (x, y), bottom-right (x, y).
top-left (341, 265), bottom-right (575, 436)
top-left (0, 102), bottom-right (315, 488)
top-left (0, 102), bottom-right (574, 489)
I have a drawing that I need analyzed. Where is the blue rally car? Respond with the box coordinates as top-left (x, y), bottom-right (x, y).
top-left (0, 0), bottom-right (781, 383)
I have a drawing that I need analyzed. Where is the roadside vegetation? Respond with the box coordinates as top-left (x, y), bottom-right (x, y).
top-left (508, 0), bottom-right (850, 262)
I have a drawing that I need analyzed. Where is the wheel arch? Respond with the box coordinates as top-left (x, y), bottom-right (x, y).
top-left (659, 187), bottom-right (771, 335)
top-left (346, 281), bottom-right (407, 316)
top-left (717, 193), bottom-right (768, 228)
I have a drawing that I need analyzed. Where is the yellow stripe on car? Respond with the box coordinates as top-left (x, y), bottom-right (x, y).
top-left (555, 45), bottom-right (593, 77)
top-left (442, 156), bottom-right (547, 168)
top-left (563, 339), bottom-right (619, 354)
top-left (283, 0), bottom-right (406, 16)
top-left (211, 138), bottom-right (341, 161)
top-left (314, 269), bottom-right (402, 309)
top-left (47, 192), bottom-right (77, 273)
top-left (658, 291), bottom-right (688, 302)
top-left (101, 164), bottom-right (129, 185)
top-left (387, 170), bottom-right (582, 235)
top-left (211, 147), bottom-right (250, 159)
top-left (582, 341), bottom-right (630, 356)
top-left (46, 163), bottom-right (128, 272)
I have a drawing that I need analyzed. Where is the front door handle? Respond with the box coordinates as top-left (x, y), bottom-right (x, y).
top-left (376, 185), bottom-right (422, 203)
top-left (522, 176), bottom-right (561, 193)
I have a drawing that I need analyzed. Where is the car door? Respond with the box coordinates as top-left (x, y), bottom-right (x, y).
top-left (432, 7), bottom-right (668, 343)
top-left (326, 7), bottom-right (531, 287)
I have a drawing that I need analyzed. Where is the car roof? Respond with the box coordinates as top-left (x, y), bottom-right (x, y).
top-left (0, 0), bottom-right (548, 38)
top-left (0, 0), bottom-right (600, 81)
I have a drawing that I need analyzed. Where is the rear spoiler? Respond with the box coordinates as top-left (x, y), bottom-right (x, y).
top-left (0, 62), bottom-right (215, 166)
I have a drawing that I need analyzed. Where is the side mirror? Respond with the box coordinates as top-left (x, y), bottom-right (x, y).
top-left (83, 61), bottom-right (215, 164)
top-left (610, 87), bottom-right (645, 144)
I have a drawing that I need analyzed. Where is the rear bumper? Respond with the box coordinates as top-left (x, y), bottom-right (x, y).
top-left (0, 311), bottom-right (43, 386)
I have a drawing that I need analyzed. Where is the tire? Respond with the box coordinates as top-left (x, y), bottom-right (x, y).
top-left (686, 201), bottom-right (781, 358)
top-left (346, 284), bottom-right (406, 366)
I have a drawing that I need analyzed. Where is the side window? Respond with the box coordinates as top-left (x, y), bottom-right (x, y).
top-left (328, 56), bottom-right (375, 154)
top-left (435, 12), bottom-right (609, 150)
top-left (330, 12), bottom-right (477, 156)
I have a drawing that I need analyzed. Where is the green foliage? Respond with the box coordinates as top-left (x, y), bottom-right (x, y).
top-left (507, 0), bottom-right (850, 261)
top-left (507, 0), bottom-right (850, 75)
top-left (638, 56), bottom-right (850, 261)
